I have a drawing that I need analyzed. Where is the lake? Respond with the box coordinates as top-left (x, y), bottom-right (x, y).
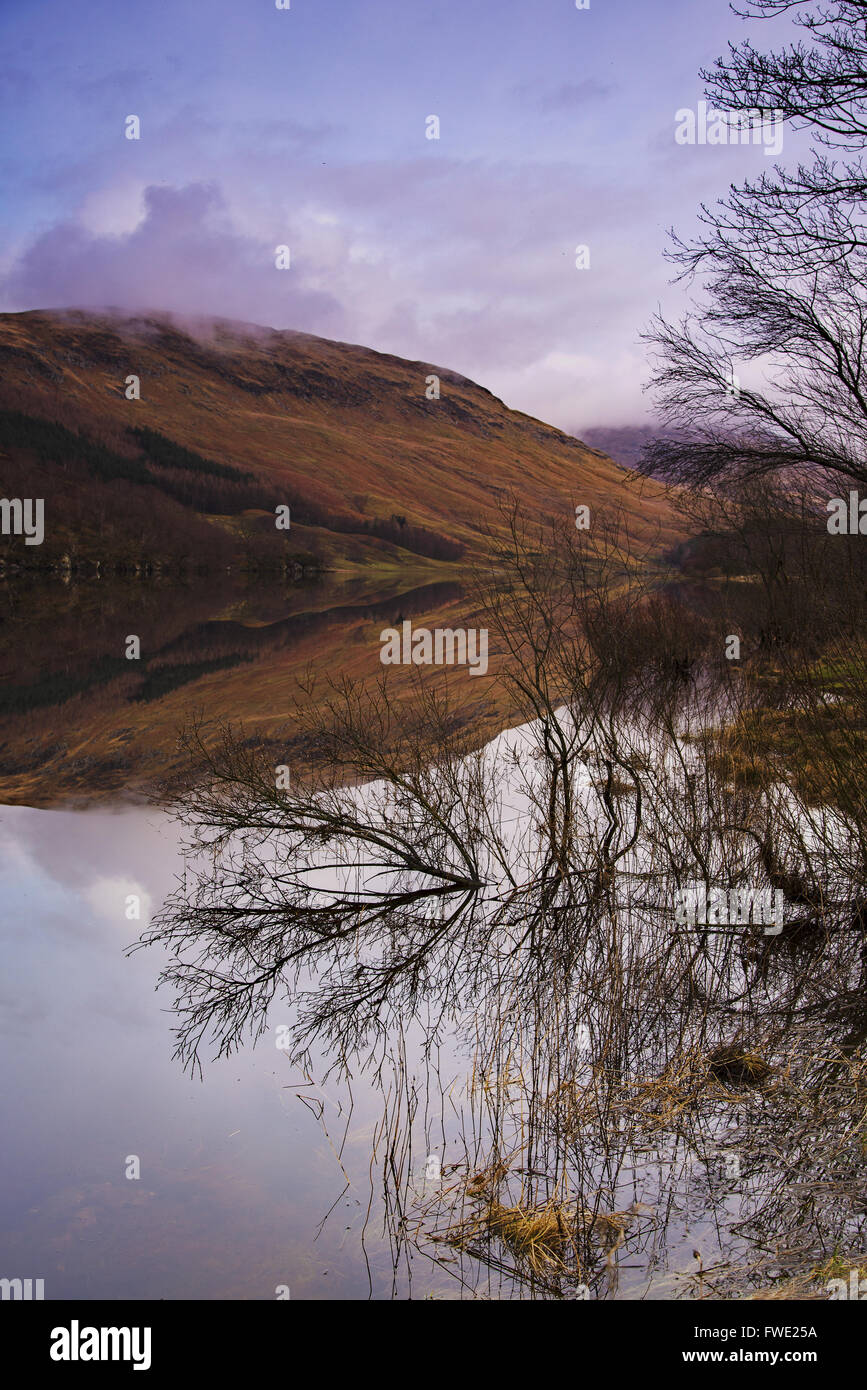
top-left (2, 574), bottom-right (866, 1302)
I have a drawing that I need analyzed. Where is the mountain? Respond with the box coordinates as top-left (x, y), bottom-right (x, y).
top-left (0, 312), bottom-right (687, 805)
top-left (580, 424), bottom-right (696, 482)
top-left (0, 309), bottom-right (679, 575)
top-left (580, 425), bottom-right (659, 474)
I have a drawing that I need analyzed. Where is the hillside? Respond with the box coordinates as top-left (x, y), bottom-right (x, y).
top-left (0, 309), bottom-right (678, 575)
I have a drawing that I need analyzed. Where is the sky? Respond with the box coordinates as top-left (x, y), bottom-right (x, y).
top-left (0, 0), bottom-right (808, 433)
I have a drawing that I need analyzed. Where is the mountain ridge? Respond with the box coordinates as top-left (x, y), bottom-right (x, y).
top-left (0, 308), bottom-right (680, 575)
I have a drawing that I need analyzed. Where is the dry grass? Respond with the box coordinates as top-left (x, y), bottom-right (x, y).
top-left (434, 1159), bottom-right (581, 1277)
top-left (469, 1199), bottom-right (577, 1274)
top-left (707, 1046), bottom-right (772, 1088)
top-left (549, 1046), bottom-right (778, 1144)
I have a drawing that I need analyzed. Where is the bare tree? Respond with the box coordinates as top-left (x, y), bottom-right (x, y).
top-left (644, 0), bottom-right (867, 493)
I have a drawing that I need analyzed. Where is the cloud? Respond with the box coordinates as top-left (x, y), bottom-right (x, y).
top-left (84, 876), bottom-right (152, 928)
top-left (0, 181), bottom-right (346, 336)
top-left (0, 0), bottom-right (814, 432)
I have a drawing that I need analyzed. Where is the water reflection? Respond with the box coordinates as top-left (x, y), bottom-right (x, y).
top-left (0, 804), bottom-right (433, 1299)
top-left (5, 506), bottom-right (867, 1301)
top-left (0, 573), bottom-right (466, 805)
top-left (137, 679), bottom-right (867, 1299)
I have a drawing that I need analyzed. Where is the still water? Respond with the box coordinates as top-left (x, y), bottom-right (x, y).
top-left (0, 573), bottom-right (515, 1300)
top-left (3, 579), bottom-right (864, 1301)
top-left (0, 785), bottom-right (745, 1301)
top-left (0, 802), bottom-right (411, 1300)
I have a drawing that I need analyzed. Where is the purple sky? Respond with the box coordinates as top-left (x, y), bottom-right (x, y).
top-left (0, 0), bottom-right (807, 432)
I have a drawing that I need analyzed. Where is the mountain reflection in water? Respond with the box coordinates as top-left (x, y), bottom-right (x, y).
top-left (0, 573), bottom-right (469, 806)
top-left (4, 526), bottom-right (867, 1301)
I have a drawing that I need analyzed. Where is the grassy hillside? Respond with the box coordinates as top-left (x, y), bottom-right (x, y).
top-left (0, 309), bottom-right (679, 575)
